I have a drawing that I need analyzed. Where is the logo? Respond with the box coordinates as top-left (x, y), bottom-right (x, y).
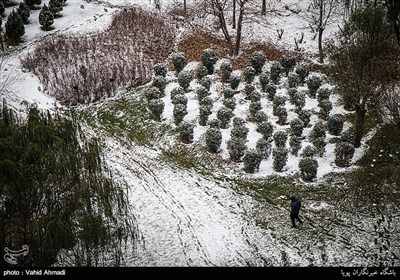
top-left (4, 245), bottom-right (29, 265)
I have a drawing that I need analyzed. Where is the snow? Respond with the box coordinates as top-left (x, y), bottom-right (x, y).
top-left (2, 0), bottom-right (399, 268)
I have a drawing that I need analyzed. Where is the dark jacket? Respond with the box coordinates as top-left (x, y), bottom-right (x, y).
top-left (290, 199), bottom-right (301, 216)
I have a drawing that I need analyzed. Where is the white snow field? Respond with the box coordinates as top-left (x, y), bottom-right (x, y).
top-left (1, 0), bottom-right (399, 267)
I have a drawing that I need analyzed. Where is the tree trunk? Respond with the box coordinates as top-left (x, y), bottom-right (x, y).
top-left (318, 27), bottom-right (324, 63)
top-left (261, 0), bottom-right (266, 15)
top-left (214, 0), bottom-right (234, 56)
top-left (234, 1), bottom-right (245, 56)
top-left (354, 105), bottom-right (367, 148)
top-left (232, 0), bottom-right (236, 29)
top-left (184, 0), bottom-right (186, 15)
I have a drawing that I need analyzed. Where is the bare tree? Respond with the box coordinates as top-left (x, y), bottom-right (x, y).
top-left (385, 0), bottom-right (400, 45)
top-left (261, 0), bottom-right (266, 15)
top-left (234, 0), bottom-right (249, 56)
top-left (306, 0), bottom-right (337, 63)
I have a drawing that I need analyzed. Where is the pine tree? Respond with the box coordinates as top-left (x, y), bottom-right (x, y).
top-left (17, 2), bottom-right (30, 24)
top-left (49, 0), bottom-right (63, 17)
top-left (39, 5), bottom-right (54, 29)
top-left (5, 10), bottom-right (25, 43)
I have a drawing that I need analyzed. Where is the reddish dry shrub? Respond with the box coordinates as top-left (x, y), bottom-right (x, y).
top-left (21, 7), bottom-right (176, 105)
top-left (178, 28), bottom-right (300, 70)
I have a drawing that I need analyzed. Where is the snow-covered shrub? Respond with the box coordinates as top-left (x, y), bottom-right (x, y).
top-left (270, 62), bottom-right (282, 84)
top-left (259, 72), bottom-right (270, 92)
top-left (201, 48), bottom-right (218, 74)
top-left (148, 98), bottom-right (164, 121)
top-left (178, 122), bottom-right (194, 144)
top-left (290, 118), bottom-right (304, 137)
top-left (249, 90), bottom-right (261, 102)
top-left (319, 99), bottom-right (333, 119)
top-left (310, 122), bottom-right (326, 140)
top-left (335, 142), bottom-right (355, 167)
top-left (153, 62), bottom-right (168, 77)
top-left (242, 66), bottom-right (257, 84)
top-left (217, 106), bottom-right (234, 129)
top-left (152, 76), bottom-right (166, 96)
top-left (275, 106), bottom-right (288, 125)
top-left (229, 74), bottom-right (241, 90)
top-left (273, 130), bottom-right (288, 148)
top-left (256, 138), bottom-right (272, 159)
top-left (171, 94), bottom-right (188, 106)
top-left (220, 60), bottom-right (233, 83)
top-left (249, 101), bottom-right (262, 117)
top-left (265, 84), bottom-right (277, 101)
top-left (287, 88), bottom-right (298, 104)
top-left (292, 91), bottom-right (306, 111)
top-left (289, 135), bottom-right (302, 156)
top-left (288, 73), bottom-right (300, 88)
top-left (317, 88), bottom-right (332, 104)
top-left (273, 95), bottom-right (286, 115)
top-left (177, 70), bottom-right (192, 91)
top-left (208, 119), bottom-right (221, 129)
top-left (195, 65), bottom-right (208, 80)
top-left (295, 63), bottom-right (310, 85)
top-left (273, 147), bottom-right (288, 172)
top-left (173, 103), bottom-right (187, 125)
top-left (170, 86), bottom-right (185, 100)
top-left (49, 0), bottom-right (62, 17)
top-left (39, 5), bottom-right (54, 29)
top-left (199, 104), bottom-right (213, 126)
top-left (327, 115), bottom-right (344, 136)
top-left (298, 110), bottom-right (312, 127)
top-left (200, 96), bottom-right (213, 107)
top-left (196, 85), bottom-right (210, 101)
top-left (205, 127), bottom-right (222, 153)
top-left (233, 117), bottom-right (246, 127)
top-left (306, 75), bottom-right (322, 98)
top-left (244, 84), bottom-right (256, 100)
top-left (223, 88), bottom-right (236, 99)
top-left (145, 87), bottom-right (161, 101)
top-left (227, 137), bottom-right (247, 162)
top-left (299, 157), bottom-right (318, 181)
top-left (231, 120), bottom-right (249, 140)
top-left (257, 121), bottom-right (274, 140)
top-left (171, 52), bottom-right (187, 73)
top-left (243, 149), bottom-right (263, 173)
top-left (279, 55), bottom-right (296, 76)
top-left (254, 110), bottom-right (268, 124)
top-left (250, 50), bottom-right (266, 75)
top-left (301, 145), bottom-right (318, 158)
top-left (223, 97), bottom-right (236, 111)
top-left (199, 76), bottom-right (212, 90)
top-left (341, 129), bottom-right (355, 144)
top-left (312, 136), bottom-right (326, 157)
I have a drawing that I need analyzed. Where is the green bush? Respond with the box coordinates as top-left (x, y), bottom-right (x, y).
top-left (299, 157), bottom-right (319, 181)
top-left (243, 149), bottom-right (263, 173)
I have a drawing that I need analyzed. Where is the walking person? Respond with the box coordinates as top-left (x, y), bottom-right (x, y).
top-left (290, 196), bottom-right (303, 228)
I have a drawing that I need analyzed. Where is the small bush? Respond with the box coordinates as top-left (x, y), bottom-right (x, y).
top-left (173, 103), bottom-right (187, 125)
top-left (5, 10), bottom-right (25, 43)
top-left (153, 62), bottom-right (168, 77)
top-left (199, 104), bottom-right (213, 126)
top-left (270, 62), bottom-right (282, 84)
top-left (171, 94), bottom-right (188, 106)
top-left (170, 86), bottom-right (185, 100)
top-left (223, 88), bottom-right (236, 99)
top-left (177, 70), bottom-right (192, 91)
top-left (195, 85), bottom-right (210, 101)
top-left (327, 114), bottom-right (344, 136)
top-left (273, 147), bottom-right (288, 172)
top-left (248, 90), bottom-right (261, 102)
top-left (317, 87), bottom-right (332, 104)
top-left (319, 99), bottom-right (332, 119)
top-left (265, 84), bottom-right (277, 101)
top-left (299, 157), bottom-right (318, 181)
top-left (229, 74), bottom-right (241, 90)
top-left (311, 136), bottom-right (326, 157)
top-left (256, 138), bottom-right (272, 159)
top-left (257, 121), bottom-right (274, 140)
top-left (152, 76), bottom-right (166, 96)
top-left (259, 72), bottom-right (270, 92)
top-left (220, 60), bottom-right (233, 83)
top-left (306, 75), bottom-right (322, 98)
top-left (273, 95), bottom-right (286, 114)
top-left (195, 65), bottom-right (208, 80)
top-left (290, 118), bottom-right (304, 137)
top-left (309, 122), bottom-right (326, 140)
top-left (227, 137), bottom-right (247, 162)
top-left (231, 121), bottom-right (249, 140)
top-left (273, 130), bottom-right (288, 148)
top-left (298, 110), bottom-right (312, 127)
top-left (199, 76), bottom-right (212, 90)
top-left (295, 63), bottom-right (310, 85)
top-left (301, 145), bottom-right (318, 158)
top-left (145, 87), bottom-right (161, 101)
top-left (341, 129), bottom-right (355, 144)
top-left (178, 122), bottom-right (194, 144)
top-left (200, 96), bottom-right (213, 107)
top-left (201, 48), bottom-right (218, 74)
top-left (289, 135), bottom-right (302, 156)
top-left (171, 52), bottom-right (187, 73)
top-left (288, 73), bottom-right (300, 88)
top-left (250, 50), bottom-right (266, 75)
top-left (279, 55), bottom-right (296, 76)
top-left (244, 84), bottom-right (256, 100)
top-left (249, 101), bottom-right (262, 118)
top-left (223, 97), bottom-right (236, 111)
top-left (275, 106), bottom-right (288, 125)
top-left (254, 110), bottom-right (268, 124)
top-left (208, 119), bottom-right (221, 129)
top-left (287, 88), bottom-right (298, 104)
top-left (335, 142), bottom-right (355, 167)
top-left (148, 98), bottom-right (164, 121)
top-left (205, 127), bottom-right (222, 153)
top-left (38, 5), bottom-right (54, 29)
top-left (17, 2), bottom-right (30, 24)
top-left (243, 149), bottom-right (263, 173)
top-left (217, 106), bottom-right (234, 129)
top-left (242, 66), bottom-right (257, 84)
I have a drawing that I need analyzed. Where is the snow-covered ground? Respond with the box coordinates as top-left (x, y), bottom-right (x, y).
top-left (1, 0), bottom-right (399, 267)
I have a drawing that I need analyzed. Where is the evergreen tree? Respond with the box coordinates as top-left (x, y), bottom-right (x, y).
top-left (39, 5), bottom-right (54, 29)
top-left (250, 50), bottom-right (266, 75)
top-left (5, 10), bottom-right (25, 43)
top-left (227, 136), bottom-right (247, 162)
top-left (24, 0), bottom-right (42, 10)
top-left (205, 127), bottom-right (222, 153)
top-left (201, 48), bottom-right (218, 74)
top-left (220, 60), bottom-right (232, 83)
top-left (49, 0), bottom-right (62, 17)
top-left (299, 157), bottom-right (319, 181)
top-left (243, 149), bottom-right (263, 173)
top-left (171, 52), bottom-right (186, 73)
top-left (17, 2), bottom-right (30, 24)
